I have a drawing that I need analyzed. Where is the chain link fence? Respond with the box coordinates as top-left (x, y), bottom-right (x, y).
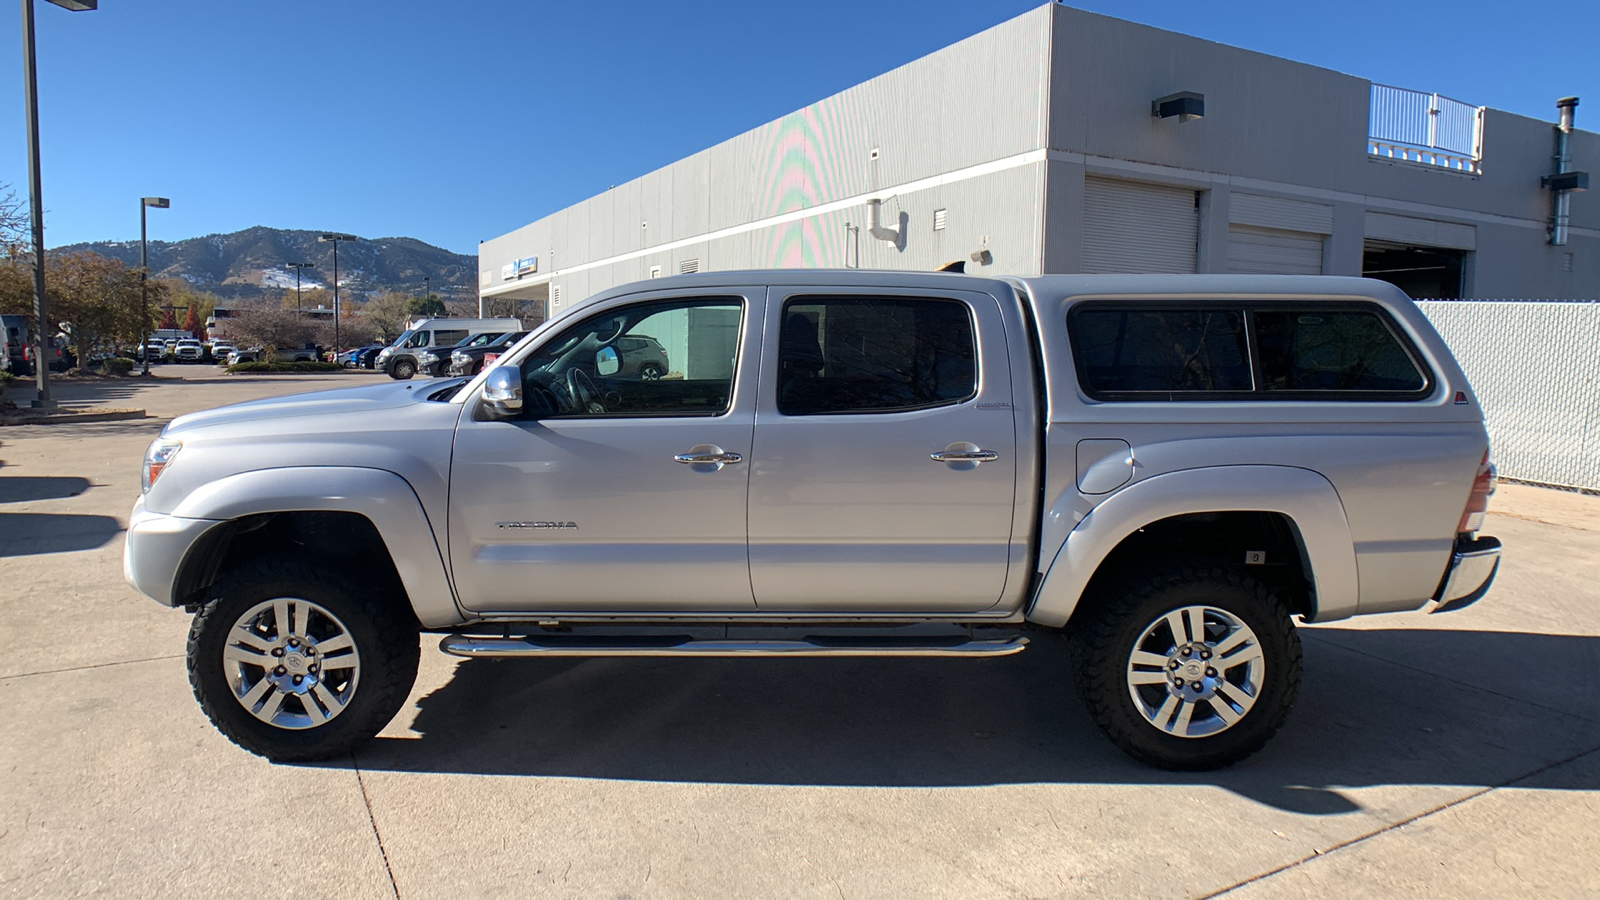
top-left (1418, 300), bottom-right (1600, 492)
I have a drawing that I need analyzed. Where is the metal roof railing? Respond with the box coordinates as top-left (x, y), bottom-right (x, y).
top-left (1369, 84), bottom-right (1485, 175)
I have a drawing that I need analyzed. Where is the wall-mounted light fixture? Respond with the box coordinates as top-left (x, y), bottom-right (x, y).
top-left (1152, 91), bottom-right (1205, 122)
top-left (1543, 171), bottom-right (1589, 193)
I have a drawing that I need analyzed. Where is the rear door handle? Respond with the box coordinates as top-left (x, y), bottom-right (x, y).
top-left (930, 449), bottom-right (999, 462)
top-left (675, 449), bottom-right (744, 465)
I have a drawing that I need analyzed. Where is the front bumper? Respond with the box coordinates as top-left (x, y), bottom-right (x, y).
top-left (122, 497), bottom-right (224, 607)
top-left (1430, 535), bottom-right (1502, 614)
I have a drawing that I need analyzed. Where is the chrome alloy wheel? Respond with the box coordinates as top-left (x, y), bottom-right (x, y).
top-left (222, 598), bottom-right (361, 729)
top-left (1125, 605), bottom-right (1265, 739)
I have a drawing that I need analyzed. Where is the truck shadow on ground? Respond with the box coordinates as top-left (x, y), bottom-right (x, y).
top-left (0, 475), bottom-right (93, 502)
top-left (349, 628), bottom-right (1600, 815)
top-left (0, 511), bottom-right (122, 556)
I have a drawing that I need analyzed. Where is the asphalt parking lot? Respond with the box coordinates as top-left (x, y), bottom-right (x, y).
top-left (2, 367), bottom-right (1597, 899)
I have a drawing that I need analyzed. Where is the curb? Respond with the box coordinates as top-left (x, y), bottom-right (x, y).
top-left (0, 408), bottom-right (148, 426)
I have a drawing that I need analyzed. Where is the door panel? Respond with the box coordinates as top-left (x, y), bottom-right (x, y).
top-left (449, 292), bottom-right (763, 613)
top-left (748, 289), bottom-right (1017, 612)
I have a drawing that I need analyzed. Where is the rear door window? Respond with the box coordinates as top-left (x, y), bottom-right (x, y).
top-left (777, 296), bottom-right (976, 415)
top-left (434, 329), bottom-right (470, 347)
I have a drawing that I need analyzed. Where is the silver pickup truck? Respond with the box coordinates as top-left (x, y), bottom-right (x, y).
top-left (124, 271), bottom-right (1501, 770)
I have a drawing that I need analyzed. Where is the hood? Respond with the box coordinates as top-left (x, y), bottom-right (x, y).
top-left (165, 378), bottom-right (458, 436)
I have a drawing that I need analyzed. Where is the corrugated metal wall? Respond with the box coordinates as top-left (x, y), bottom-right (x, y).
top-left (489, 5), bottom-right (1052, 314)
top-left (1418, 300), bottom-right (1600, 492)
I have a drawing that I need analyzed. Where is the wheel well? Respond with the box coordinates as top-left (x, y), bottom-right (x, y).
top-left (1071, 511), bottom-right (1316, 623)
top-left (173, 511), bottom-right (413, 619)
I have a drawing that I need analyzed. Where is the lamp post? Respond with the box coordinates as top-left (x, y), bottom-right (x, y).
top-left (139, 197), bottom-right (169, 374)
top-left (286, 262), bottom-right (314, 316)
top-left (21, 0), bottom-right (98, 408)
top-left (317, 233), bottom-right (357, 355)
top-left (423, 276), bottom-right (430, 302)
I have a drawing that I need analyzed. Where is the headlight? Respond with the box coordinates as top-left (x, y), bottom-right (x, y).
top-left (451, 351), bottom-right (468, 363)
top-left (377, 348), bottom-right (392, 361)
top-left (418, 351), bottom-right (437, 365)
top-left (142, 438), bottom-right (182, 493)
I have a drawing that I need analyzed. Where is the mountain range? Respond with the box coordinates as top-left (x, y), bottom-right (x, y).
top-left (52, 226), bottom-right (477, 302)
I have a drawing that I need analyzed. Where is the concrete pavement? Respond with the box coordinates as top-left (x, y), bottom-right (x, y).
top-left (1, 368), bottom-right (1596, 898)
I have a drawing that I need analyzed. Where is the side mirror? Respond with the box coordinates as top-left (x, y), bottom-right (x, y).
top-left (482, 365), bottom-right (523, 419)
top-left (595, 346), bottom-right (620, 376)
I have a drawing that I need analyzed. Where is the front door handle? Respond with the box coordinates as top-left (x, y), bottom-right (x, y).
top-left (675, 444), bottom-right (743, 469)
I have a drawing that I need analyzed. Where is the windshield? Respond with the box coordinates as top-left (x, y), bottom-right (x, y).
top-left (459, 332), bottom-right (503, 349)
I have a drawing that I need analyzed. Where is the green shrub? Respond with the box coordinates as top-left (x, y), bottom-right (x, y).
top-left (104, 357), bottom-right (135, 376)
top-left (226, 361), bottom-right (344, 374)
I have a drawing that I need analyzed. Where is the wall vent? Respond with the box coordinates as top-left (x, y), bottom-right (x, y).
top-left (1564, 252), bottom-right (1575, 273)
top-left (552, 285), bottom-right (561, 306)
top-left (680, 258), bottom-right (700, 275)
top-left (650, 265), bottom-right (662, 279)
top-left (933, 208), bottom-right (947, 231)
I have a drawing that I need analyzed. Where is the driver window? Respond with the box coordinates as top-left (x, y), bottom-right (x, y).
top-left (517, 297), bottom-right (742, 418)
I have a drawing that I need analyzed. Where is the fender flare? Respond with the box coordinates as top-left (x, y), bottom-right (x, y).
top-left (1026, 465), bottom-right (1358, 627)
top-left (170, 466), bottom-right (463, 627)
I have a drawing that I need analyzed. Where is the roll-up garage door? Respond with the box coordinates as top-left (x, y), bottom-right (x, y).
top-left (1083, 178), bottom-right (1197, 274)
top-left (1226, 225), bottom-right (1325, 275)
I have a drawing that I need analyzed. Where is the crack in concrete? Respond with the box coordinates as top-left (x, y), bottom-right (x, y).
top-left (1200, 743), bottom-right (1600, 898)
top-left (353, 753), bottom-right (401, 900)
top-left (0, 654), bottom-right (183, 682)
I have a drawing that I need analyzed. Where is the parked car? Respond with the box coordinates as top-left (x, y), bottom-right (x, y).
top-left (612, 334), bottom-right (669, 380)
top-left (447, 331), bottom-right (530, 377)
top-left (338, 343), bottom-right (385, 369)
top-left (125, 272), bottom-right (1501, 770)
top-left (209, 342), bottom-right (237, 364)
top-left (174, 339), bottom-right (205, 363)
top-left (378, 317), bottom-right (522, 380)
top-left (419, 331), bottom-right (516, 378)
top-left (230, 343), bottom-right (321, 365)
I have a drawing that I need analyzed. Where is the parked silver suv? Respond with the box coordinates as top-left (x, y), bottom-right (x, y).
top-left (124, 272), bottom-right (1499, 769)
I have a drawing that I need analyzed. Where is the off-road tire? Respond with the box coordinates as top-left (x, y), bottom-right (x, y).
top-left (390, 358), bottom-right (416, 380)
top-left (1072, 565), bottom-right (1301, 770)
top-left (187, 557), bottom-right (419, 762)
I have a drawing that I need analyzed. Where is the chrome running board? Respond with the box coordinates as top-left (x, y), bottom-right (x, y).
top-left (438, 633), bottom-right (1029, 659)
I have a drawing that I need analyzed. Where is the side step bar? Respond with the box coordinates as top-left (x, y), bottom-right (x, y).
top-left (439, 633), bottom-right (1029, 659)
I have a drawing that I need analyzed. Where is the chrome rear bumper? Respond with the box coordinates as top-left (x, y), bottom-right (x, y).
top-left (1431, 535), bottom-right (1501, 614)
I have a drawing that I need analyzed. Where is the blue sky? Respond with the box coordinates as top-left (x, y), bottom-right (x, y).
top-left (3, 0), bottom-right (1594, 257)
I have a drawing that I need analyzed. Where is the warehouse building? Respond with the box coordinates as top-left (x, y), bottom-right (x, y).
top-left (478, 2), bottom-right (1597, 321)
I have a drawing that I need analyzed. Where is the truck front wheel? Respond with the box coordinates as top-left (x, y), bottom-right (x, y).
top-left (186, 558), bottom-right (419, 762)
top-left (390, 358), bottom-right (416, 380)
top-left (1073, 565), bottom-right (1301, 770)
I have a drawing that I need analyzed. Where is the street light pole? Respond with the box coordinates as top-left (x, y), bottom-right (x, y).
top-left (287, 262), bottom-right (314, 316)
top-left (317, 233), bottom-right (357, 356)
top-left (20, 0), bottom-right (98, 408)
top-left (139, 197), bottom-right (169, 375)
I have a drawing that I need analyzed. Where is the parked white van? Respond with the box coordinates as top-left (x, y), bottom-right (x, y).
top-left (378, 317), bottom-right (522, 380)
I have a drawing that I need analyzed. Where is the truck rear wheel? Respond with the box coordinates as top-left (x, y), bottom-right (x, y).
top-left (186, 558), bottom-right (419, 762)
top-left (1073, 565), bottom-right (1301, 770)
